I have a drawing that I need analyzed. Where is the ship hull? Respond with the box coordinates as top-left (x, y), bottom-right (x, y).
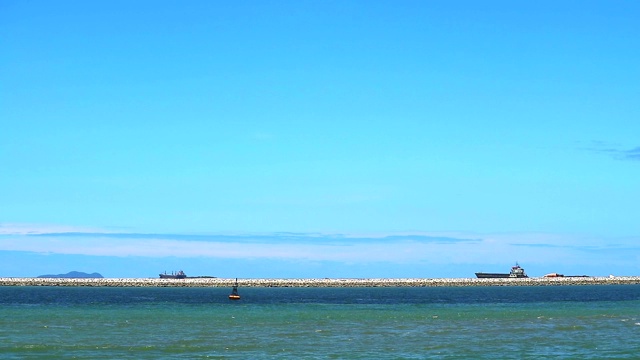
top-left (475, 272), bottom-right (528, 279)
top-left (159, 274), bottom-right (187, 279)
top-left (475, 273), bottom-right (511, 278)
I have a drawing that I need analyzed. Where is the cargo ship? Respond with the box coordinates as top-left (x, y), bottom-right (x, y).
top-left (475, 263), bottom-right (528, 278)
top-left (159, 270), bottom-right (187, 279)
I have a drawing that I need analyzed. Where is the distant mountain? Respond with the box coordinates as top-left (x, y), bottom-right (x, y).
top-left (37, 271), bottom-right (104, 279)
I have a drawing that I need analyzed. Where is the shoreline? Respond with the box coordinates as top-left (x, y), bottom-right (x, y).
top-left (1, 276), bottom-right (640, 287)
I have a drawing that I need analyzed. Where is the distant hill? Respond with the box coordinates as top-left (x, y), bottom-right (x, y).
top-left (37, 271), bottom-right (104, 279)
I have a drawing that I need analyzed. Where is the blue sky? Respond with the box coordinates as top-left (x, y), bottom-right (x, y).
top-left (1, 1), bottom-right (639, 278)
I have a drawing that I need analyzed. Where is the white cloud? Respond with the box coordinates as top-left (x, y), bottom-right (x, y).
top-left (0, 236), bottom-right (437, 262)
top-left (1, 229), bottom-right (637, 270)
top-left (0, 223), bottom-right (104, 235)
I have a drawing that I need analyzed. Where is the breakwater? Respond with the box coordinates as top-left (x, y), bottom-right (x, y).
top-left (1, 277), bottom-right (640, 287)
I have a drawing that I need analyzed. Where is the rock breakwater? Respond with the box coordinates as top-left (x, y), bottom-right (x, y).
top-left (1, 277), bottom-right (639, 287)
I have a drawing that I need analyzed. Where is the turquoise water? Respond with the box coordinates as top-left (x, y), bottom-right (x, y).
top-left (1, 285), bottom-right (639, 359)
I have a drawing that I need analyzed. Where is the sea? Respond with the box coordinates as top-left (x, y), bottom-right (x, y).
top-left (1, 285), bottom-right (639, 359)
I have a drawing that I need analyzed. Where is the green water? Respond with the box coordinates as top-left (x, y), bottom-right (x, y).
top-left (1, 286), bottom-right (639, 359)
